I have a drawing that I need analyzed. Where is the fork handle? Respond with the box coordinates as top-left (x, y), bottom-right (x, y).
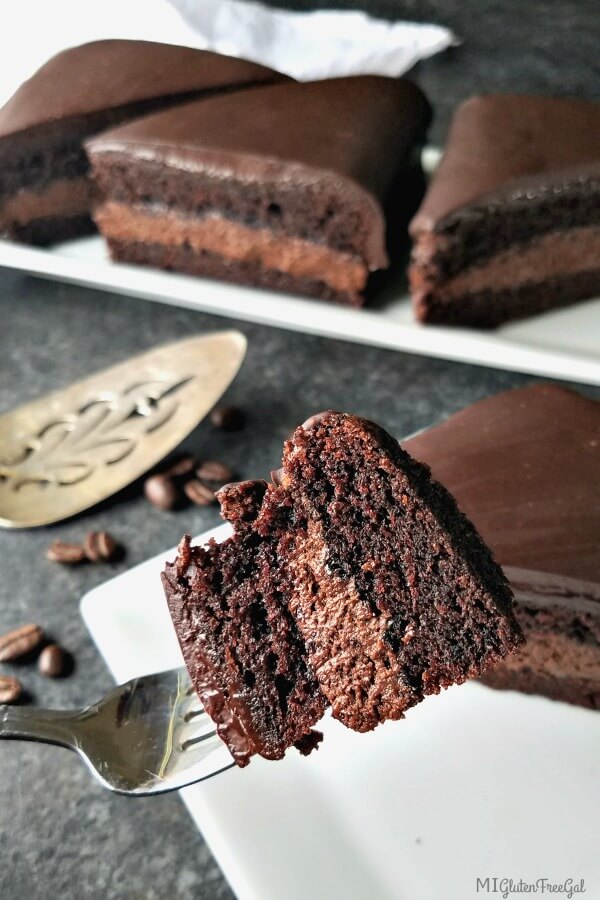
top-left (0, 706), bottom-right (82, 750)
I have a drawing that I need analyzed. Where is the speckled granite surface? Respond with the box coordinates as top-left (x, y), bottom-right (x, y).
top-left (1, 2), bottom-right (599, 897)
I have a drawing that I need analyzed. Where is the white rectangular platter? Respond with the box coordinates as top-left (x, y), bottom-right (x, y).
top-left (2, 233), bottom-right (600, 385)
top-left (81, 524), bottom-right (600, 900)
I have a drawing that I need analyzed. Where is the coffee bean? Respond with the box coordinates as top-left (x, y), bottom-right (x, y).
top-left (184, 479), bottom-right (216, 506)
top-left (210, 405), bottom-right (245, 431)
top-left (83, 530), bottom-right (118, 562)
top-left (46, 540), bottom-right (86, 564)
top-left (0, 675), bottom-right (22, 705)
top-left (163, 455), bottom-right (197, 479)
top-left (0, 623), bottom-right (44, 662)
top-left (196, 460), bottom-right (233, 484)
top-left (38, 644), bottom-right (67, 678)
top-left (144, 474), bottom-right (178, 510)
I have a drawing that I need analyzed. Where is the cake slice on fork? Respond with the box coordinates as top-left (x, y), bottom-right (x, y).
top-left (163, 412), bottom-right (522, 766)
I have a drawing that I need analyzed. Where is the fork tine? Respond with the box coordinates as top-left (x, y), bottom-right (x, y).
top-left (178, 712), bottom-right (216, 747)
top-left (180, 731), bottom-right (219, 752)
top-left (182, 707), bottom-right (206, 723)
top-left (0, 667), bottom-right (235, 795)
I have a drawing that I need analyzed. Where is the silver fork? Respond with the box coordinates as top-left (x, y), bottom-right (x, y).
top-left (0, 668), bottom-right (234, 795)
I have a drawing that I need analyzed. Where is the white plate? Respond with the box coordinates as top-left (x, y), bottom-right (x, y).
top-left (81, 525), bottom-right (600, 900)
top-left (3, 226), bottom-right (600, 386)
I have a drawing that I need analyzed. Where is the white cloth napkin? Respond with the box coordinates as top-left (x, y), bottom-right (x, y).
top-left (169, 0), bottom-right (456, 80)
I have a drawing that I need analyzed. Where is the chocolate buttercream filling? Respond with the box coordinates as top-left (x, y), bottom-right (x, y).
top-left (497, 631), bottom-right (600, 683)
top-left (286, 521), bottom-right (408, 731)
top-left (501, 567), bottom-right (600, 683)
top-left (0, 177), bottom-right (97, 228)
top-left (94, 201), bottom-right (368, 293)
top-left (411, 225), bottom-right (600, 300)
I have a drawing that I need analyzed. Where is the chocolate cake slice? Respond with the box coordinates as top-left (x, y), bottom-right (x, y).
top-left (409, 95), bottom-right (600, 327)
top-left (405, 384), bottom-right (600, 709)
top-left (163, 412), bottom-right (522, 766)
top-left (86, 77), bottom-right (431, 306)
top-left (0, 40), bottom-right (284, 244)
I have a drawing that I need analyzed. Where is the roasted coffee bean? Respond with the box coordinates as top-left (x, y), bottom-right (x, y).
top-left (144, 474), bottom-right (178, 510)
top-left (163, 455), bottom-right (197, 479)
top-left (0, 623), bottom-right (44, 662)
top-left (196, 460), bottom-right (233, 484)
top-left (0, 675), bottom-right (23, 705)
top-left (184, 479), bottom-right (216, 506)
top-left (46, 540), bottom-right (86, 564)
top-left (83, 530), bottom-right (118, 562)
top-left (38, 644), bottom-right (67, 678)
top-left (210, 404), bottom-right (245, 431)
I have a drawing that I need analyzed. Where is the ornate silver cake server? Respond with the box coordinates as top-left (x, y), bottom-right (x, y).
top-left (0, 331), bottom-right (247, 527)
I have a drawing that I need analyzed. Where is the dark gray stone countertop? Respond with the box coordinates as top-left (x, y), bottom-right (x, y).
top-left (1, 1), bottom-right (599, 897)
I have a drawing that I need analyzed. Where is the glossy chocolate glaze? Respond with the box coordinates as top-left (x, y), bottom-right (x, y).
top-left (162, 536), bottom-right (263, 767)
top-left (405, 384), bottom-right (600, 605)
top-left (0, 40), bottom-right (284, 141)
top-left (86, 76), bottom-right (431, 270)
top-left (410, 94), bottom-right (600, 235)
top-left (503, 567), bottom-right (600, 616)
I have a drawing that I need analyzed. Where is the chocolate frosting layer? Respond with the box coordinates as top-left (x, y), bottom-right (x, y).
top-left (411, 94), bottom-right (600, 234)
top-left (86, 76), bottom-right (431, 270)
top-left (161, 538), bottom-right (260, 767)
top-left (0, 39), bottom-right (284, 140)
top-left (405, 384), bottom-right (600, 589)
